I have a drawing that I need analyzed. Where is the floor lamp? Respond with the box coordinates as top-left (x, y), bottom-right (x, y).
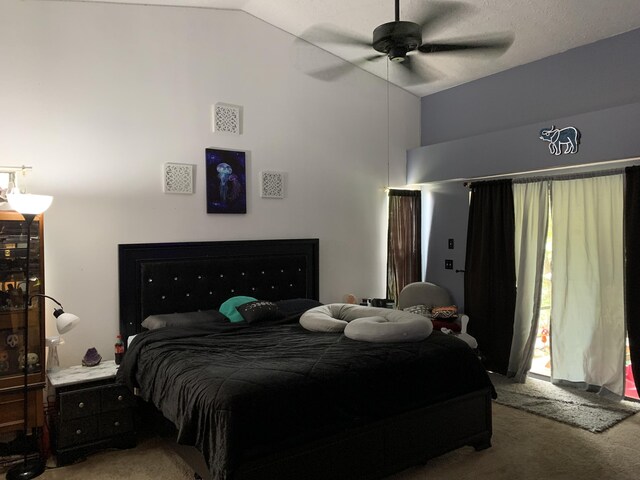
top-left (6, 193), bottom-right (53, 480)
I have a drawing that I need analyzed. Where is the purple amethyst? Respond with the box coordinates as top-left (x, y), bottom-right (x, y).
top-left (82, 348), bottom-right (102, 367)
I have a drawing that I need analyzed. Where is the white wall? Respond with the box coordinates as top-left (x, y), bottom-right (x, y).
top-left (0, 0), bottom-right (420, 367)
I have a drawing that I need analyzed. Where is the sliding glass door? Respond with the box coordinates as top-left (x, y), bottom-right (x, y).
top-left (530, 218), bottom-right (552, 378)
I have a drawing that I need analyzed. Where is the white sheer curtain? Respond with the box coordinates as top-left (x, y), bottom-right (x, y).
top-left (508, 181), bottom-right (549, 382)
top-left (550, 174), bottom-right (625, 397)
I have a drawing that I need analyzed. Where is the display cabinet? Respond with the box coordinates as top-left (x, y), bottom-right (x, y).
top-left (0, 211), bottom-right (45, 433)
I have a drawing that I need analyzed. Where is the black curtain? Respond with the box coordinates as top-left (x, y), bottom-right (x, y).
top-left (387, 189), bottom-right (421, 302)
top-left (624, 166), bottom-right (640, 392)
top-left (464, 180), bottom-right (516, 374)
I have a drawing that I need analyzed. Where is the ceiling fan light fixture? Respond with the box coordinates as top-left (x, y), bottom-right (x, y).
top-left (388, 46), bottom-right (408, 62)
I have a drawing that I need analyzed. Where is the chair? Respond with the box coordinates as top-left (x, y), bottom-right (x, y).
top-left (397, 282), bottom-right (477, 349)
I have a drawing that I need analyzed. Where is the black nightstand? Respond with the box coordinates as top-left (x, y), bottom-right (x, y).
top-left (47, 361), bottom-right (136, 466)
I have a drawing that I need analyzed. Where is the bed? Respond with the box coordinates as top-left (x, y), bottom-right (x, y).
top-left (116, 239), bottom-right (494, 480)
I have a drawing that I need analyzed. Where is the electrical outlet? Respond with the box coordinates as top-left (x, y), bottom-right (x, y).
top-left (445, 259), bottom-right (453, 270)
top-left (448, 238), bottom-right (454, 249)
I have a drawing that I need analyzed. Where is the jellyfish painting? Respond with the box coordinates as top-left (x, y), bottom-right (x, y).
top-left (205, 148), bottom-right (247, 213)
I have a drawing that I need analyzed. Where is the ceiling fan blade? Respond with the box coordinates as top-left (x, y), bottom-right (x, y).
top-left (300, 24), bottom-right (372, 49)
top-left (394, 55), bottom-right (442, 86)
top-left (306, 54), bottom-right (385, 82)
top-left (418, 33), bottom-right (514, 55)
top-left (305, 62), bottom-right (357, 81)
top-left (363, 54), bottom-right (386, 63)
top-left (414, 1), bottom-right (474, 34)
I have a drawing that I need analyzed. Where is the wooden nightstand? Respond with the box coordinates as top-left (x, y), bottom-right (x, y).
top-left (47, 361), bottom-right (136, 466)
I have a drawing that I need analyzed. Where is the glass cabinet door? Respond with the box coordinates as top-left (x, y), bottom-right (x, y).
top-left (0, 212), bottom-right (45, 384)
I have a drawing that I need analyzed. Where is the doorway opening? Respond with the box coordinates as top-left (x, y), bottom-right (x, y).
top-left (530, 216), bottom-right (552, 378)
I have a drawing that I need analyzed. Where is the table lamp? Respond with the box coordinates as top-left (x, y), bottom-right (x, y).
top-left (40, 295), bottom-right (80, 372)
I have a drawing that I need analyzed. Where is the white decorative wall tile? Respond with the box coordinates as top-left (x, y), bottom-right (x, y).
top-left (213, 103), bottom-right (242, 135)
top-left (164, 163), bottom-right (194, 194)
top-left (260, 171), bottom-right (285, 199)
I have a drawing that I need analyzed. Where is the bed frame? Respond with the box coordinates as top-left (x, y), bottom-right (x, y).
top-left (118, 239), bottom-right (492, 480)
top-left (118, 239), bottom-right (320, 341)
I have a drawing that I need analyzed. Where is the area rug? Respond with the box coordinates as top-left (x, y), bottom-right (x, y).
top-left (489, 373), bottom-right (640, 433)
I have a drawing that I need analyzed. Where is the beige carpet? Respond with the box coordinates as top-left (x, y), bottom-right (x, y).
top-left (390, 402), bottom-right (640, 480)
top-left (9, 403), bottom-right (639, 480)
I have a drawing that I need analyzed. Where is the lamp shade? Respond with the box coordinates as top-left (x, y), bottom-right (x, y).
top-left (7, 193), bottom-right (53, 215)
top-left (55, 311), bottom-right (80, 334)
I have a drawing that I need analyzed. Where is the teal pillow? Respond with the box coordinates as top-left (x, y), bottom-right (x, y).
top-left (219, 296), bottom-right (257, 323)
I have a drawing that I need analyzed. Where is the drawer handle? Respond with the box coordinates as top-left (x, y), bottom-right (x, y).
top-left (117, 395), bottom-right (123, 401)
top-left (78, 402), bottom-right (85, 408)
top-left (76, 429), bottom-right (82, 435)
top-left (114, 421), bottom-right (120, 427)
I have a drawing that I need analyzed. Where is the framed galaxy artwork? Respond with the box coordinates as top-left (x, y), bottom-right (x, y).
top-left (205, 148), bottom-right (247, 214)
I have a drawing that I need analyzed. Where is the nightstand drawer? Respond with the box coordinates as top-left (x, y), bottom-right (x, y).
top-left (101, 385), bottom-right (135, 412)
top-left (59, 388), bottom-right (100, 420)
top-left (99, 410), bottom-right (134, 437)
top-left (58, 416), bottom-right (99, 447)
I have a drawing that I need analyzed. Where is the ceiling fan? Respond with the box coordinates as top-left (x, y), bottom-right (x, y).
top-left (301, 0), bottom-right (514, 85)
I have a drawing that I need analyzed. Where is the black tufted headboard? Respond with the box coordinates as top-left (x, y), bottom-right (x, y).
top-left (118, 239), bottom-right (319, 341)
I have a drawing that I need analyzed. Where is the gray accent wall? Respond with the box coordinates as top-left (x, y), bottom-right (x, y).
top-left (420, 28), bottom-right (640, 146)
top-left (411, 27), bottom-right (640, 308)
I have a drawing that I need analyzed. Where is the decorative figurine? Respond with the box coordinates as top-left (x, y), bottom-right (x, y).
top-left (18, 352), bottom-right (40, 372)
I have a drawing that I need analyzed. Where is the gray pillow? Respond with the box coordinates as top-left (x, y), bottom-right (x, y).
top-left (141, 309), bottom-right (227, 330)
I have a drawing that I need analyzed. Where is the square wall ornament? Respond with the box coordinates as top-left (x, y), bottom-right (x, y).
top-left (163, 163), bottom-right (194, 194)
top-left (212, 103), bottom-right (242, 135)
top-left (260, 171), bottom-right (286, 199)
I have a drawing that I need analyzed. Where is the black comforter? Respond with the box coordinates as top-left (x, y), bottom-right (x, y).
top-left (116, 317), bottom-right (493, 480)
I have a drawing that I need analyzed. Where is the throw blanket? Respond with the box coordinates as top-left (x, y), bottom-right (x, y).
top-left (117, 318), bottom-right (493, 480)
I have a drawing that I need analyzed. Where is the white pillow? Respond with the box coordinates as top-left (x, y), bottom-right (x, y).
top-left (300, 303), bottom-right (433, 342)
top-left (344, 315), bottom-right (432, 342)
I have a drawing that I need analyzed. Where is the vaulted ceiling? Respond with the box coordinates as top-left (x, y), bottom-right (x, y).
top-left (65, 1), bottom-right (640, 97)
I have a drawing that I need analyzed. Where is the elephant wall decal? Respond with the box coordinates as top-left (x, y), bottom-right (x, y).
top-left (539, 125), bottom-right (581, 155)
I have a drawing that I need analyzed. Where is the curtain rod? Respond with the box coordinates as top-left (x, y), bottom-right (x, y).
top-left (512, 167), bottom-right (625, 184)
top-left (462, 156), bottom-right (640, 187)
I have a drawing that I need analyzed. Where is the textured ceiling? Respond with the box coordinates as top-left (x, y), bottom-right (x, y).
top-left (64, 0), bottom-right (640, 97)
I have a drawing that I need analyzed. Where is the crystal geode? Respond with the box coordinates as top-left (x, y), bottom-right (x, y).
top-left (82, 347), bottom-right (102, 367)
